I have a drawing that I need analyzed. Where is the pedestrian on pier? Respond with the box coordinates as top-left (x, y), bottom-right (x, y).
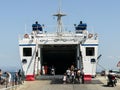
top-left (51, 66), bottom-right (55, 75)
top-left (44, 64), bottom-right (48, 75)
top-left (71, 70), bottom-right (75, 83)
top-left (63, 73), bottom-right (67, 84)
top-left (77, 69), bottom-right (81, 83)
top-left (0, 69), bottom-right (2, 84)
top-left (4, 72), bottom-right (11, 87)
top-left (42, 66), bottom-right (45, 75)
top-left (81, 68), bottom-right (84, 84)
top-left (18, 69), bottom-right (22, 84)
top-left (14, 72), bottom-right (19, 85)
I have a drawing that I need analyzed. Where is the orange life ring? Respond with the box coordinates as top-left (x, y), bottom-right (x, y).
top-left (88, 33), bottom-right (93, 38)
top-left (24, 34), bottom-right (29, 38)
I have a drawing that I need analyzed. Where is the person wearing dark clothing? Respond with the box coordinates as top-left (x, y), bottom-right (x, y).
top-left (21, 71), bottom-right (25, 83)
top-left (81, 68), bottom-right (84, 84)
top-left (14, 72), bottom-right (18, 85)
top-left (18, 69), bottom-right (22, 84)
top-left (107, 70), bottom-right (117, 86)
top-left (4, 72), bottom-right (11, 87)
top-left (0, 69), bottom-right (2, 84)
top-left (66, 68), bottom-right (71, 83)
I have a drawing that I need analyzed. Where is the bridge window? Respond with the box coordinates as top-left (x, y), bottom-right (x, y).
top-left (23, 48), bottom-right (32, 56)
top-left (86, 47), bottom-right (95, 56)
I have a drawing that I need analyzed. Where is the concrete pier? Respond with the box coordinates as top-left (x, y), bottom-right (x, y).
top-left (1, 75), bottom-right (120, 90)
top-left (16, 75), bottom-right (120, 90)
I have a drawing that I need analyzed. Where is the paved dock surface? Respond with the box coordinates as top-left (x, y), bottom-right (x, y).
top-left (17, 76), bottom-right (120, 90)
top-left (1, 76), bottom-right (119, 90)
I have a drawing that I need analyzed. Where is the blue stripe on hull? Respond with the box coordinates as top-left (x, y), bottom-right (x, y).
top-left (81, 44), bottom-right (98, 46)
top-left (19, 44), bottom-right (98, 46)
top-left (19, 44), bottom-right (36, 46)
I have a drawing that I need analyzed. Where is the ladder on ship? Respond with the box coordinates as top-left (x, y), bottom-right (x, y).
top-left (26, 37), bottom-right (40, 76)
top-left (78, 37), bottom-right (86, 69)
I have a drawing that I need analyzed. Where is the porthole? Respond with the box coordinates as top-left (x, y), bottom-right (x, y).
top-left (22, 59), bottom-right (27, 64)
top-left (91, 58), bottom-right (96, 63)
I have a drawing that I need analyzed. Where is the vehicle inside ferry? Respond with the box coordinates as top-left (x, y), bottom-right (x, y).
top-left (41, 45), bottom-right (78, 75)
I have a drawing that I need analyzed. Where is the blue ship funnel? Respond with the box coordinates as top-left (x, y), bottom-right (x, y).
top-left (75, 21), bottom-right (87, 30)
top-left (32, 21), bottom-right (43, 31)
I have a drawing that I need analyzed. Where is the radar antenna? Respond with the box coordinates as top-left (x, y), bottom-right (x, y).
top-left (53, 0), bottom-right (66, 35)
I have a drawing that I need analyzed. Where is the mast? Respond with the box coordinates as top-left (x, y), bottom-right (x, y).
top-left (53, 0), bottom-right (66, 35)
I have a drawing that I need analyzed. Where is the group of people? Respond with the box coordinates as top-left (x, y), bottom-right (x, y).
top-left (0, 69), bottom-right (24, 86)
top-left (42, 65), bottom-right (55, 75)
top-left (0, 69), bottom-right (12, 86)
top-left (63, 65), bottom-right (84, 84)
top-left (14, 69), bottom-right (25, 85)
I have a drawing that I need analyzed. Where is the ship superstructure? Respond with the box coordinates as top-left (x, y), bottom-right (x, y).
top-left (19, 10), bottom-right (98, 80)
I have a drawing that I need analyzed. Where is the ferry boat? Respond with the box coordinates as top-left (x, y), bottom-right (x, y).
top-left (19, 9), bottom-right (99, 80)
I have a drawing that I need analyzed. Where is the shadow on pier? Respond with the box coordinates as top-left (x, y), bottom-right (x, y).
top-left (36, 75), bottom-right (103, 84)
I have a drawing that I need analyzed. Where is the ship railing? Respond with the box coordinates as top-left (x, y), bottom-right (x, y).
top-left (37, 35), bottom-right (86, 43)
top-left (87, 33), bottom-right (98, 40)
top-left (35, 32), bottom-right (97, 40)
top-left (19, 32), bottom-right (98, 42)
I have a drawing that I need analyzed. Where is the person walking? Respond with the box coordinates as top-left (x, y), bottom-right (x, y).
top-left (18, 69), bottom-right (22, 84)
top-left (0, 69), bottom-right (2, 84)
top-left (14, 72), bottom-right (18, 85)
top-left (4, 72), bottom-right (11, 87)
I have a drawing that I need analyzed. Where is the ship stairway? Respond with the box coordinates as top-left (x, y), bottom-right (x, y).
top-left (79, 37), bottom-right (86, 69)
top-left (80, 56), bottom-right (83, 69)
top-left (79, 46), bottom-right (83, 69)
top-left (36, 75), bottom-right (63, 80)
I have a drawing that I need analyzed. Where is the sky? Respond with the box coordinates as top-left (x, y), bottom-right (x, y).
top-left (0, 0), bottom-right (120, 72)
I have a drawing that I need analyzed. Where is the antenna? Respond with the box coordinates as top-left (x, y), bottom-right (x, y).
top-left (25, 24), bottom-right (27, 34)
top-left (58, 0), bottom-right (61, 13)
top-left (53, 0), bottom-right (66, 35)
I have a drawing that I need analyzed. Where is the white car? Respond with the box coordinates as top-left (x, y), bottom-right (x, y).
top-left (116, 72), bottom-right (120, 78)
top-left (112, 70), bottom-right (120, 78)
